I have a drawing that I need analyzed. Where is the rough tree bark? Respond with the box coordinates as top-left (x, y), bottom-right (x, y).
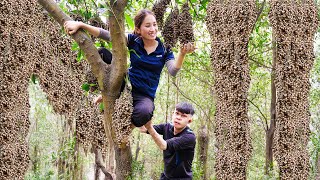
top-left (197, 125), bottom-right (209, 180)
top-left (37, 0), bottom-right (131, 179)
top-left (317, 154), bottom-right (320, 180)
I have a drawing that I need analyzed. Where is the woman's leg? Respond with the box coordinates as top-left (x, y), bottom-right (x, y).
top-left (98, 47), bottom-right (112, 64)
top-left (131, 93), bottom-right (155, 127)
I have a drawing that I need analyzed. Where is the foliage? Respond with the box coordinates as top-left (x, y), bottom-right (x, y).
top-left (25, 81), bottom-right (64, 179)
top-left (25, 80), bottom-right (85, 179)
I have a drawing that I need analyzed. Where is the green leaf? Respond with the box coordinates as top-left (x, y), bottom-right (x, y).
top-left (71, 42), bottom-right (79, 51)
top-left (31, 74), bottom-right (36, 84)
top-left (99, 102), bottom-right (104, 112)
top-left (125, 13), bottom-right (134, 30)
top-left (77, 50), bottom-right (84, 62)
top-left (82, 83), bottom-right (90, 92)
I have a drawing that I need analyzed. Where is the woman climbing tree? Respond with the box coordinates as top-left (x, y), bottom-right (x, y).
top-left (64, 9), bottom-right (195, 128)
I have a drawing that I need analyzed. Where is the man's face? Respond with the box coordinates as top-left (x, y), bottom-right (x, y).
top-left (172, 110), bottom-right (192, 130)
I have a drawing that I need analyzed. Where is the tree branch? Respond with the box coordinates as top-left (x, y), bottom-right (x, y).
top-left (248, 98), bottom-right (268, 131)
top-left (108, 0), bottom-right (128, 94)
top-left (256, 0), bottom-right (266, 24)
top-left (37, 0), bottom-right (106, 89)
top-left (94, 148), bottom-right (114, 180)
top-left (250, 0), bottom-right (266, 33)
top-left (171, 80), bottom-right (214, 126)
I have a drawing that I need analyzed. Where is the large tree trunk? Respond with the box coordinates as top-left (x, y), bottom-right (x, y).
top-left (114, 146), bottom-right (132, 179)
top-left (38, 0), bottom-right (131, 179)
top-left (106, 0), bottom-right (131, 178)
top-left (265, 33), bottom-right (276, 175)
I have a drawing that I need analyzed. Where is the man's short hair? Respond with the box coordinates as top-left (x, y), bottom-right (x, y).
top-left (175, 102), bottom-right (195, 115)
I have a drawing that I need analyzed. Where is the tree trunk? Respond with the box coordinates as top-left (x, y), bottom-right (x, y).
top-left (134, 133), bottom-right (141, 161)
top-left (72, 142), bottom-right (80, 180)
top-left (114, 145), bottom-right (132, 179)
top-left (265, 32), bottom-right (276, 175)
top-left (197, 125), bottom-right (209, 180)
top-left (106, 1), bottom-right (131, 179)
top-left (38, 0), bottom-right (131, 179)
top-left (316, 152), bottom-right (320, 180)
top-left (32, 145), bottom-right (39, 174)
top-left (317, 154), bottom-right (320, 180)
top-left (165, 73), bottom-right (170, 123)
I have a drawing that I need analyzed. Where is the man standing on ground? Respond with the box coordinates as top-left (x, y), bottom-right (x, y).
top-left (141, 102), bottom-right (196, 180)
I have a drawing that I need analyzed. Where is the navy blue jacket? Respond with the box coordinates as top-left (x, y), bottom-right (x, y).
top-left (127, 34), bottom-right (174, 99)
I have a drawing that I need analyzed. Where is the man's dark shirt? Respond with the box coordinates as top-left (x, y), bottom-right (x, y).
top-left (153, 123), bottom-right (196, 180)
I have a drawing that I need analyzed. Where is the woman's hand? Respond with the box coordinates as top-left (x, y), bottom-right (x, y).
top-left (64, 21), bottom-right (83, 35)
top-left (180, 42), bottom-right (196, 55)
top-left (93, 95), bottom-right (103, 105)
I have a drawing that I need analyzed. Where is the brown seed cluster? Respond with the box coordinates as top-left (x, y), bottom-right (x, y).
top-left (206, 0), bottom-right (257, 179)
top-left (0, 1), bottom-right (108, 179)
top-left (162, 6), bottom-right (179, 49)
top-left (269, 0), bottom-right (319, 179)
top-left (176, 2), bottom-right (194, 45)
top-left (112, 87), bottom-right (133, 147)
top-left (152, 0), bottom-right (171, 30)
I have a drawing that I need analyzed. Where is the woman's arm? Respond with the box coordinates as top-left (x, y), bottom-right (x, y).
top-left (64, 21), bottom-right (111, 41)
top-left (166, 42), bottom-right (195, 76)
top-left (174, 42), bottom-right (196, 69)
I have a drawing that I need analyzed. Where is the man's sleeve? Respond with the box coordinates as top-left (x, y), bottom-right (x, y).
top-left (166, 133), bottom-right (196, 151)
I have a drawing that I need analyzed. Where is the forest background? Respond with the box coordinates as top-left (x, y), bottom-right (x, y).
top-left (14, 0), bottom-right (320, 179)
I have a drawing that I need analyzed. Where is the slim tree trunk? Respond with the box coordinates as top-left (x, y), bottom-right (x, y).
top-left (198, 125), bottom-right (209, 180)
top-left (72, 142), bottom-right (80, 180)
top-left (265, 33), bottom-right (276, 175)
top-left (165, 73), bottom-right (170, 123)
top-left (135, 133), bottom-right (141, 161)
top-left (317, 154), bottom-right (320, 180)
